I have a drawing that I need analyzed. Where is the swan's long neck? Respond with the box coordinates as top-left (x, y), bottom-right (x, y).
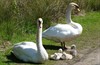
top-left (66, 5), bottom-right (72, 23)
top-left (66, 5), bottom-right (83, 34)
top-left (36, 22), bottom-right (48, 61)
top-left (36, 24), bottom-right (43, 50)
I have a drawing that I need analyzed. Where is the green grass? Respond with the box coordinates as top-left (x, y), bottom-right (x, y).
top-left (0, 0), bottom-right (100, 29)
top-left (0, 12), bottom-right (100, 65)
top-left (0, 0), bottom-right (100, 64)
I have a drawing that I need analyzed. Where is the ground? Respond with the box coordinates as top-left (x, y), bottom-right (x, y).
top-left (0, 42), bottom-right (100, 65)
top-left (73, 48), bottom-right (100, 65)
top-left (0, 12), bottom-right (100, 65)
top-left (55, 45), bottom-right (100, 65)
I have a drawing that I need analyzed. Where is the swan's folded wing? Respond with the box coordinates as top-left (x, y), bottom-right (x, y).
top-left (12, 42), bottom-right (38, 61)
top-left (42, 24), bottom-right (73, 41)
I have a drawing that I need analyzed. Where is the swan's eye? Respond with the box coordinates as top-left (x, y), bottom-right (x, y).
top-left (38, 21), bottom-right (41, 25)
top-left (75, 5), bottom-right (79, 8)
top-left (38, 20), bottom-right (41, 23)
top-left (38, 18), bottom-right (43, 24)
top-left (38, 20), bottom-right (43, 24)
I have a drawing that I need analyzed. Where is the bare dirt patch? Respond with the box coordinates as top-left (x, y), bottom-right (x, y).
top-left (73, 48), bottom-right (100, 65)
top-left (55, 44), bottom-right (100, 65)
top-left (0, 41), bottom-right (12, 51)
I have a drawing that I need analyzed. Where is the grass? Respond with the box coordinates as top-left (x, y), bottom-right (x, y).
top-left (0, 0), bottom-right (100, 65)
top-left (0, 0), bottom-right (100, 29)
top-left (0, 12), bottom-right (100, 65)
top-left (0, 0), bottom-right (100, 43)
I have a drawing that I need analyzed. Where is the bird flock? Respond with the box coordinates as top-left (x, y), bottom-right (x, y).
top-left (50, 44), bottom-right (77, 60)
top-left (12, 2), bottom-right (82, 63)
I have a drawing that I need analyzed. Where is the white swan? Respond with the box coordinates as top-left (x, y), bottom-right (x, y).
top-left (12, 18), bottom-right (48, 63)
top-left (42, 2), bottom-right (83, 49)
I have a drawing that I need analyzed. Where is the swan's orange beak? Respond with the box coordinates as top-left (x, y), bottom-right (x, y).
top-left (74, 5), bottom-right (80, 12)
top-left (77, 8), bottom-right (80, 12)
top-left (74, 8), bottom-right (80, 15)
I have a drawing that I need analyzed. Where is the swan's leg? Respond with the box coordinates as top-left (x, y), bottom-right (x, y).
top-left (61, 42), bottom-right (67, 50)
top-left (63, 42), bottom-right (66, 48)
top-left (61, 42), bottom-right (64, 49)
top-left (63, 42), bottom-right (67, 50)
top-left (61, 42), bottom-right (66, 50)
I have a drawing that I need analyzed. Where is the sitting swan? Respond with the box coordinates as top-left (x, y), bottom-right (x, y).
top-left (42, 3), bottom-right (83, 49)
top-left (12, 18), bottom-right (48, 63)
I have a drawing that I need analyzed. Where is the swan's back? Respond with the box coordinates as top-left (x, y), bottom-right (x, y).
top-left (42, 24), bottom-right (81, 42)
top-left (13, 42), bottom-right (38, 62)
top-left (12, 18), bottom-right (48, 63)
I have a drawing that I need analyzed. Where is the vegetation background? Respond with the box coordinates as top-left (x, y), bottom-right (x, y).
top-left (0, 0), bottom-right (100, 41)
top-left (0, 0), bottom-right (100, 65)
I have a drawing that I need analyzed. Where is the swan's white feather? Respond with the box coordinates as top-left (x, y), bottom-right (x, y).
top-left (13, 42), bottom-right (38, 62)
top-left (12, 18), bottom-right (48, 63)
top-left (42, 3), bottom-right (83, 45)
top-left (43, 23), bottom-right (82, 42)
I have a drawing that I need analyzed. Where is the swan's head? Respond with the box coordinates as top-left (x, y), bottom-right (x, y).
top-left (71, 44), bottom-right (76, 49)
top-left (37, 18), bottom-right (43, 28)
top-left (69, 2), bottom-right (80, 12)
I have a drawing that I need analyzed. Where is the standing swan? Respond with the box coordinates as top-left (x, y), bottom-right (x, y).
top-left (42, 3), bottom-right (83, 49)
top-left (12, 18), bottom-right (48, 63)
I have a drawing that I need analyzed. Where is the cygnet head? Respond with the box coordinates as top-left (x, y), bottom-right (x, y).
top-left (71, 44), bottom-right (76, 49)
top-left (37, 18), bottom-right (43, 28)
top-left (58, 48), bottom-right (63, 53)
top-left (69, 2), bottom-right (80, 12)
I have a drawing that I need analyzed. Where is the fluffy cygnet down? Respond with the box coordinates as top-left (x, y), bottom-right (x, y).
top-left (50, 48), bottom-right (73, 60)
